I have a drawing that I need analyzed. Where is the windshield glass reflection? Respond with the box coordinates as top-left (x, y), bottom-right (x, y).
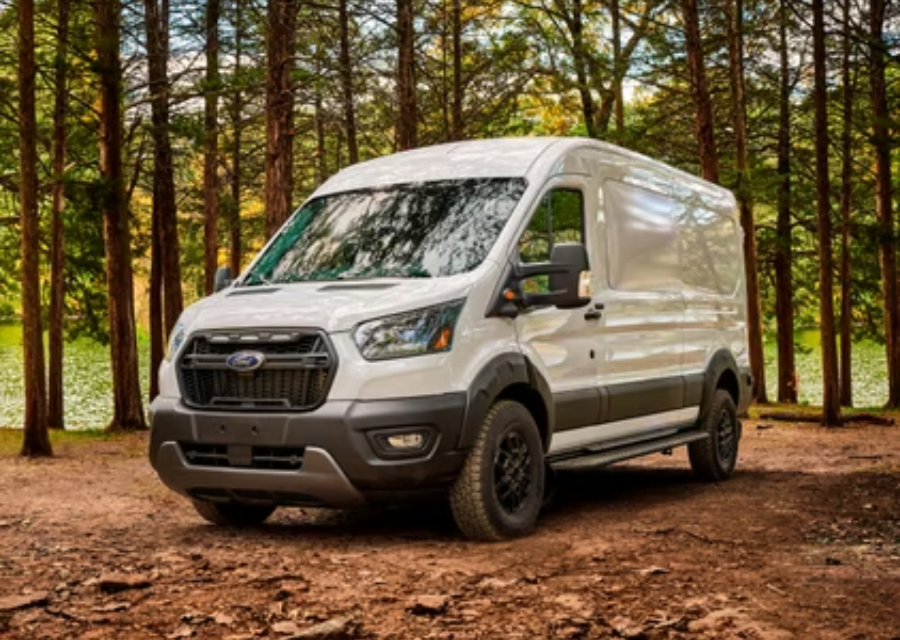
top-left (244, 178), bottom-right (526, 284)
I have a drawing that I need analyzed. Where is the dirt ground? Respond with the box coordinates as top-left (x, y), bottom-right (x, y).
top-left (1, 418), bottom-right (898, 640)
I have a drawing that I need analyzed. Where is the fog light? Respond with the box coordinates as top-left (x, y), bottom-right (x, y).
top-left (385, 433), bottom-right (425, 450)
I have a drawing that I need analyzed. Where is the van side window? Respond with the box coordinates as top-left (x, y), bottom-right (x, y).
top-left (518, 189), bottom-right (584, 264)
top-left (605, 180), bottom-right (681, 292)
top-left (518, 189), bottom-right (585, 294)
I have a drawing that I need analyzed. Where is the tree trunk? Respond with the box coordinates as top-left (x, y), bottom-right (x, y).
top-left (203, 0), bottom-right (220, 294)
top-left (145, 0), bottom-right (183, 393)
top-left (149, 196), bottom-right (163, 401)
top-left (611, 0), bottom-right (624, 134)
top-left (18, 0), bottom-right (52, 456)
top-left (570, 0), bottom-right (596, 138)
top-left (264, 0), bottom-right (297, 237)
top-left (158, 0), bottom-right (182, 338)
top-left (338, 0), bottom-right (359, 163)
top-left (839, 0), bottom-right (854, 407)
top-left (48, 0), bottom-right (71, 431)
top-left (229, 0), bottom-right (243, 277)
top-left (97, 0), bottom-right (146, 431)
top-left (440, 3), bottom-right (450, 141)
top-left (869, 0), bottom-right (900, 408)
top-left (724, 0), bottom-right (766, 403)
top-left (451, 0), bottom-right (463, 140)
top-left (396, 0), bottom-right (418, 150)
top-left (681, 0), bottom-right (719, 183)
top-left (314, 63), bottom-right (328, 184)
top-left (774, 0), bottom-right (796, 403)
top-left (812, 0), bottom-right (841, 425)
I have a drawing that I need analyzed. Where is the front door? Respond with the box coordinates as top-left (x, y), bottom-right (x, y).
top-left (514, 179), bottom-right (603, 433)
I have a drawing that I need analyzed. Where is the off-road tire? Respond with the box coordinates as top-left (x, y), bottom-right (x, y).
top-left (450, 400), bottom-right (545, 541)
top-left (688, 389), bottom-right (740, 481)
top-left (191, 500), bottom-right (276, 526)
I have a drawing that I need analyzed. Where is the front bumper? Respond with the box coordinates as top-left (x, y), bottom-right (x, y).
top-left (149, 393), bottom-right (468, 507)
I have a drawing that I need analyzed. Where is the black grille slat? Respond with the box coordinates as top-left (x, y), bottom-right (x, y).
top-left (178, 330), bottom-right (335, 411)
top-left (180, 443), bottom-right (306, 471)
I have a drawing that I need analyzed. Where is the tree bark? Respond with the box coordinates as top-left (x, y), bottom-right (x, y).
top-left (724, 0), bottom-right (766, 403)
top-left (839, 0), bottom-right (854, 407)
top-left (18, 0), bottom-right (52, 456)
top-left (149, 194), bottom-right (163, 401)
top-left (869, 0), bottom-right (900, 408)
top-left (812, 0), bottom-right (841, 425)
top-left (314, 57), bottom-right (328, 185)
top-left (97, 0), bottom-right (146, 431)
top-left (570, 0), bottom-right (596, 138)
top-left (451, 0), bottom-right (463, 140)
top-left (774, 0), bottom-right (796, 403)
top-left (48, 0), bottom-right (71, 431)
top-left (229, 0), bottom-right (243, 276)
top-left (396, 0), bottom-right (418, 150)
top-left (203, 0), bottom-right (220, 294)
top-left (264, 0), bottom-right (297, 237)
top-left (611, 0), bottom-right (624, 134)
top-left (681, 0), bottom-right (719, 183)
top-left (145, 0), bottom-right (183, 396)
top-left (338, 0), bottom-right (359, 163)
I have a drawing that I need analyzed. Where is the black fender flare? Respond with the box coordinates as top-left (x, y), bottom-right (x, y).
top-left (457, 353), bottom-right (554, 450)
top-left (697, 349), bottom-right (741, 424)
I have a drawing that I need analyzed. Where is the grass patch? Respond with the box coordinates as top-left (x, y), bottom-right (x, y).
top-left (0, 324), bottom-right (151, 430)
top-left (0, 427), bottom-right (125, 456)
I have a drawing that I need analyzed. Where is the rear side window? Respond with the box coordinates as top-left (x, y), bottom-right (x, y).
top-left (681, 209), bottom-right (741, 295)
top-left (517, 189), bottom-right (585, 293)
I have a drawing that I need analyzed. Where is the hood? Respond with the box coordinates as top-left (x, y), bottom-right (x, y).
top-left (180, 275), bottom-right (478, 335)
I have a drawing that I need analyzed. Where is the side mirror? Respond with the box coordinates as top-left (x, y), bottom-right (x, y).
top-left (214, 266), bottom-right (232, 293)
top-left (546, 243), bottom-right (591, 309)
top-left (503, 242), bottom-right (590, 311)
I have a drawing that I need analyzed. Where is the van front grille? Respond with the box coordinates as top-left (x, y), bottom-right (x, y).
top-left (178, 330), bottom-right (335, 411)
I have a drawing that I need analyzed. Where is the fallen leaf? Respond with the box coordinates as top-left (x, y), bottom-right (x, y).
top-left (406, 595), bottom-right (449, 616)
top-left (273, 620), bottom-right (302, 635)
top-left (92, 602), bottom-right (130, 613)
top-left (0, 593), bottom-right (48, 613)
top-left (98, 573), bottom-right (152, 594)
top-left (286, 617), bottom-right (354, 639)
top-left (166, 625), bottom-right (195, 639)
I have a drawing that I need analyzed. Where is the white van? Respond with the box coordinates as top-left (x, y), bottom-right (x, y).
top-left (149, 137), bottom-right (752, 541)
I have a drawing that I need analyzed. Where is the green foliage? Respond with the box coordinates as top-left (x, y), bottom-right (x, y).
top-left (0, 324), bottom-right (151, 429)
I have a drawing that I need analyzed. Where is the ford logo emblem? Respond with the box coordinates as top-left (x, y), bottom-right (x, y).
top-left (226, 350), bottom-right (266, 372)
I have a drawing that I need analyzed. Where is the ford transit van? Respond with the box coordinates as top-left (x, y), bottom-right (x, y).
top-left (149, 137), bottom-right (752, 541)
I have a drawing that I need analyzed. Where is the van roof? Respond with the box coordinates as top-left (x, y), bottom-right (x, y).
top-left (313, 136), bottom-right (726, 201)
top-left (314, 137), bottom-right (587, 195)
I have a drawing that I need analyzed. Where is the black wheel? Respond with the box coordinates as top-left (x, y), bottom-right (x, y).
top-left (688, 389), bottom-right (740, 481)
top-left (191, 500), bottom-right (276, 526)
top-left (450, 400), bottom-right (545, 541)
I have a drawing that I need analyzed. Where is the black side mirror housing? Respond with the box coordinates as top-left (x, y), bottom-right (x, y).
top-left (214, 266), bottom-right (232, 293)
top-left (546, 243), bottom-right (591, 309)
top-left (495, 242), bottom-right (590, 315)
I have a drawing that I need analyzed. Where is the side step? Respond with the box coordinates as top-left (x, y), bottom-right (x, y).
top-left (550, 430), bottom-right (709, 472)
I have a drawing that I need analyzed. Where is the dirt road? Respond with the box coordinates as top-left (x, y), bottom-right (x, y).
top-left (1, 420), bottom-right (898, 640)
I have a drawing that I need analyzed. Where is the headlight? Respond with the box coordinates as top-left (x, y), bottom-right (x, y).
top-left (166, 321), bottom-right (186, 361)
top-left (353, 300), bottom-right (465, 361)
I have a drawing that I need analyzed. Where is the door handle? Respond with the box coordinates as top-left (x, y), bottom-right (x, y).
top-left (584, 303), bottom-right (604, 321)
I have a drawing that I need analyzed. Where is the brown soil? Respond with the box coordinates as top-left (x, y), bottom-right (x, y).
top-left (1, 419), bottom-right (898, 640)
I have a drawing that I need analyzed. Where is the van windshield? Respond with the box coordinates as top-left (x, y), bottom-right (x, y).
top-left (243, 178), bottom-right (526, 284)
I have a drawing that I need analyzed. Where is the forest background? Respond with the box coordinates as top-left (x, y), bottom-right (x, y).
top-left (1, 0), bottom-right (898, 455)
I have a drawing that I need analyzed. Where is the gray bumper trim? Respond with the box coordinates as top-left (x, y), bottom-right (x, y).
top-left (155, 442), bottom-right (365, 507)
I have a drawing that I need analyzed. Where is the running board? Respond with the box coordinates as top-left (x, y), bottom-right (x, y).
top-left (549, 431), bottom-right (709, 471)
